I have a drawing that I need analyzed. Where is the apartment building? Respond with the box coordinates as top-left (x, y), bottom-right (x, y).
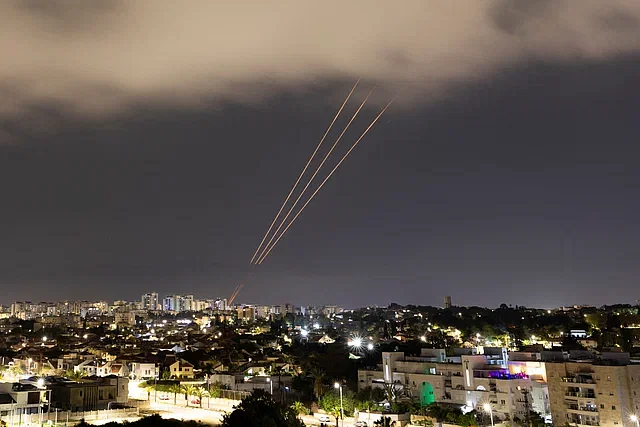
top-left (358, 349), bottom-right (550, 423)
top-left (141, 293), bottom-right (159, 311)
top-left (545, 353), bottom-right (640, 427)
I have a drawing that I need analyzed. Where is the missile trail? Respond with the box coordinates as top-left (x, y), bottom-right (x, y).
top-left (248, 80), bottom-right (360, 264)
top-left (256, 92), bottom-right (400, 264)
top-left (254, 86), bottom-right (376, 264)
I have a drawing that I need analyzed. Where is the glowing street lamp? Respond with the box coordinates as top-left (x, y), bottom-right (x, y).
top-left (483, 403), bottom-right (494, 427)
top-left (300, 329), bottom-right (309, 337)
top-left (630, 415), bottom-right (639, 427)
top-left (367, 343), bottom-right (374, 351)
top-left (334, 382), bottom-right (344, 427)
top-left (348, 337), bottom-right (363, 348)
top-left (266, 378), bottom-right (273, 395)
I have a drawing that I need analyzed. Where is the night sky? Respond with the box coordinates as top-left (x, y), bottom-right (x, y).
top-left (2, 1), bottom-right (640, 308)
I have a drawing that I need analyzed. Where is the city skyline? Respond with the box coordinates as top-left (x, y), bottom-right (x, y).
top-left (2, 2), bottom-right (640, 307)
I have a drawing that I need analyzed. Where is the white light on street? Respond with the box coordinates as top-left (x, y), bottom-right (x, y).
top-left (367, 343), bottom-right (374, 351)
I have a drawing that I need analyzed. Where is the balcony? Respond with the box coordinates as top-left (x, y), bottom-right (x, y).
top-left (565, 391), bottom-right (596, 399)
top-left (568, 419), bottom-right (599, 427)
top-left (567, 404), bottom-right (598, 415)
top-left (562, 377), bottom-right (595, 384)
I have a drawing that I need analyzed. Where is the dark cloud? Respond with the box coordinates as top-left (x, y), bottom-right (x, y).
top-left (599, 8), bottom-right (640, 33)
top-left (1, 1), bottom-right (640, 124)
top-left (490, 0), bottom-right (556, 37)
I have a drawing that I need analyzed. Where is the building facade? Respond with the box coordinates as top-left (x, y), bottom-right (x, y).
top-left (359, 350), bottom-right (550, 423)
top-left (546, 357), bottom-right (640, 427)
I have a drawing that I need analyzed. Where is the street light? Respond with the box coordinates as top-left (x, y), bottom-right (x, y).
top-left (483, 403), bottom-right (494, 427)
top-left (266, 378), bottom-right (273, 395)
top-left (334, 382), bottom-right (344, 427)
top-left (630, 415), bottom-right (639, 427)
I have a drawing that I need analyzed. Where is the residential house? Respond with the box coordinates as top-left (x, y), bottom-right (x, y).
top-left (169, 359), bottom-right (194, 379)
top-left (97, 361), bottom-right (130, 378)
top-left (0, 382), bottom-right (51, 421)
top-left (130, 362), bottom-right (158, 380)
top-left (74, 360), bottom-right (98, 377)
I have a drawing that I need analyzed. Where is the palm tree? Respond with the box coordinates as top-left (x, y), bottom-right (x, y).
top-left (169, 384), bottom-right (182, 405)
top-left (309, 366), bottom-right (326, 399)
top-left (182, 384), bottom-right (197, 407)
top-left (290, 401), bottom-right (309, 416)
top-left (145, 385), bottom-right (154, 401)
top-left (64, 370), bottom-right (85, 382)
top-left (331, 406), bottom-right (342, 427)
top-left (191, 386), bottom-right (208, 408)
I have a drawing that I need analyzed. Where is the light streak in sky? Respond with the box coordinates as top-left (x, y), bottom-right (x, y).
top-left (248, 80), bottom-right (360, 264)
top-left (253, 85), bottom-right (376, 264)
top-left (256, 92), bottom-right (400, 264)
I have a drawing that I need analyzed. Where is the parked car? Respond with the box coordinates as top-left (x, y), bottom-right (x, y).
top-left (159, 395), bottom-right (170, 401)
top-left (355, 422), bottom-right (368, 427)
top-left (316, 414), bottom-right (331, 422)
top-left (190, 398), bottom-right (201, 405)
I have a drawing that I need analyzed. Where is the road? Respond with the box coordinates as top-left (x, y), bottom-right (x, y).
top-left (129, 384), bottom-right (363, 426)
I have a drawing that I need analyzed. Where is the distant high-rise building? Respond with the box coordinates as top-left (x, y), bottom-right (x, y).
top-left (444, 296), bottom-right (452, 309)
top-left (237, 305), bottom-right (255, 322)
top-left (213, 298), bottom-right (227, 311)
top-left (141, 292), bottom-right (159, 311)
top-left (163, 295), bottom-right (194, 312)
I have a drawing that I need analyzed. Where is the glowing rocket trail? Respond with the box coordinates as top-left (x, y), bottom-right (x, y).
top-left (248, 80), bottom-right (360, 264)
top-left (253, 86), bottom-right (377, 264)
top-left (256, 92), bottom-right (400, 264)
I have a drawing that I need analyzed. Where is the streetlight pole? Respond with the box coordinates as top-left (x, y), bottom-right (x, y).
top-left (334, 382), bottom-right (344, 427)
top-left (483, 403), bottom-right (494, 427)
top-left (267, 378), bottom-right (273, 395)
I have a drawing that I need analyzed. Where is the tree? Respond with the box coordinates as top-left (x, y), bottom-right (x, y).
top-left (382, 383), bottom-right (402, 403)
top-left (221, 389), bottom-right (305, 427)
top-left (166, 384), bottom-right (180, 405)
top-left (65, 370), bottom-right (85, 382)
top-left (290, 401), bottom-right (309, 416)
top-left (182, 385), bottom-right (196, 407)
top-left (309, 366), bottom-right (326, 399)
top-left (161, 369), bottom-right (171, 380)
top-left (191, 387), bottom-right (208, 408)
top-left (10, 365), bottom-right (25, 377)
top-left (374, 417), bottom-right (395, 427)
top-left (319, 389), bottom-right (356, 426)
